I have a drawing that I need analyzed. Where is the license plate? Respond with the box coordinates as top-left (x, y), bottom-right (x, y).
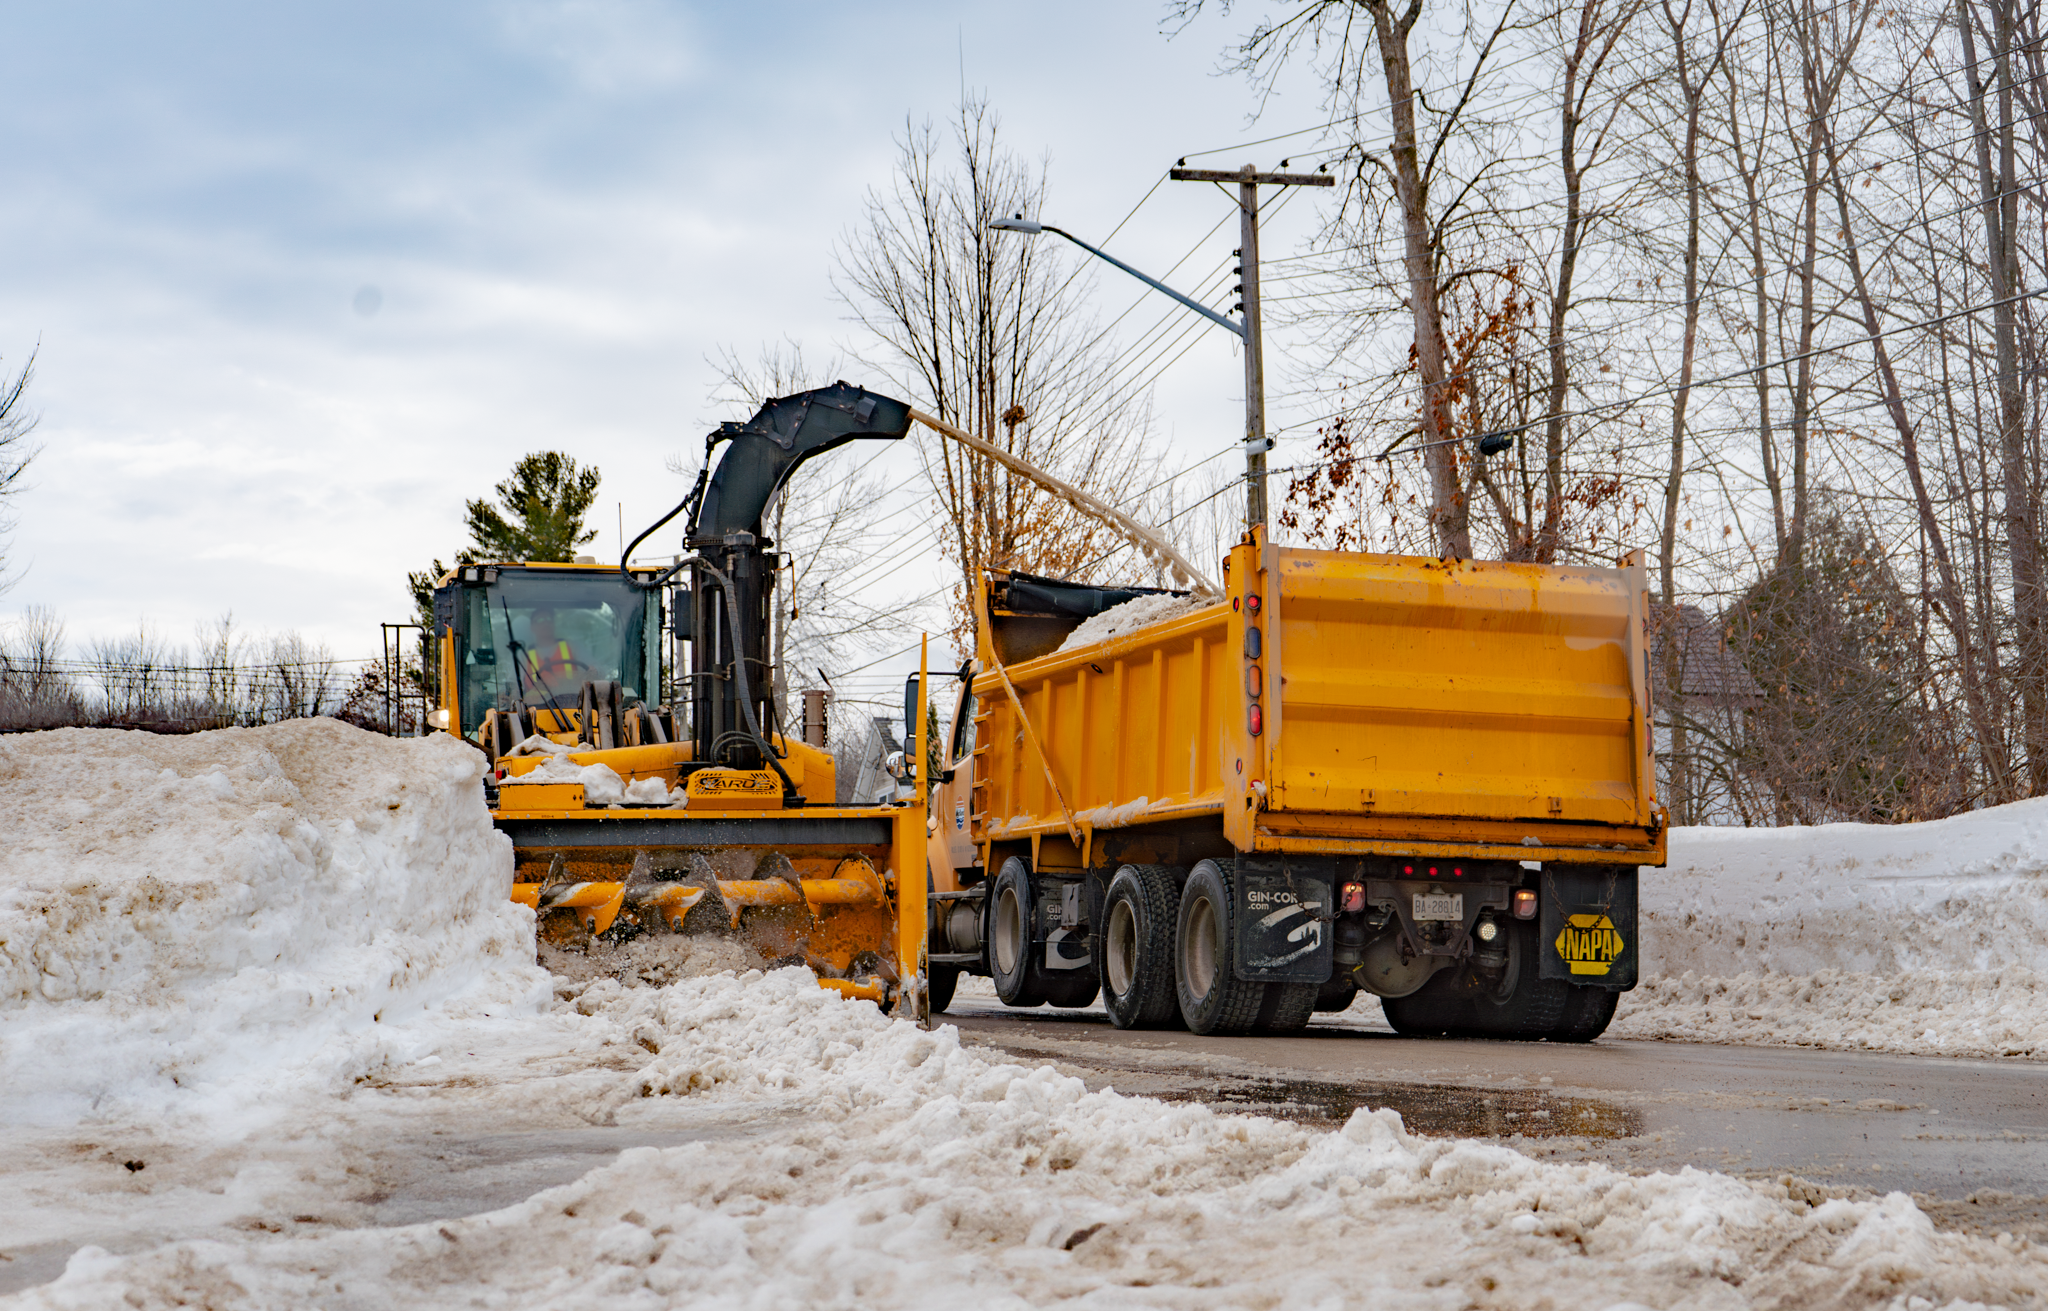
top-left (1413, 892), bottom-right (1464, 922)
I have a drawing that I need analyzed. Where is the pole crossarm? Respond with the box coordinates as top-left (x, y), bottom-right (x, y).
top-left (1167, 167), bottom-right (1336, 188)
top-left (909, 408), bottom-right (1222, 598)
top-left (1167, 164), bottom-right (1332, 532)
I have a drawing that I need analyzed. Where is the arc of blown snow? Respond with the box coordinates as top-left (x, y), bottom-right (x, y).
top-left (909, 409), bottom-right (1222, 599)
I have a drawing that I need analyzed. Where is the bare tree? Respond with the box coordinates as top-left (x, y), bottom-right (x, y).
top-left (0, 348), bottom-right (41, 591)
top-left (1960, 0), bottom-right (2048, 793)
top-left (1651, 0), bottom-right (1744, 823)
top-left (836, 96), bottom-right (1153, 647)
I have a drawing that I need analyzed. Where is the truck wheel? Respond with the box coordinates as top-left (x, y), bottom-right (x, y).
top-left (1174, 858), bottom-right (1266, 1035)
top-left (1041, 974), bottom-right (1100, 1009)
top-left (1550, 985), bottom-right (1618, 1042)
top-left (1467, 917), bottom-right (1568, 1040)
top-left (1313, 977), bottom-right (1360, 1012)
top-left (928, 964), bottom-right (960, 1015)
top-left (1380, 968), bottom-right (1471, 1035)
top-left (1254, 982), bottom-right (1318, 1033)
top-left (988, 858), bottom-right (1048, 1008)
top-left (1100, 864), bottom-right (1180, 1028)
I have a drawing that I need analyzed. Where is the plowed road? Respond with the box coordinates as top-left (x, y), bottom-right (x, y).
top-left (944, 990), bottom-right (2048, 1241)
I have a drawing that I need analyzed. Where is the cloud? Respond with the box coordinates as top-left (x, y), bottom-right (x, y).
top-left (498, 0), bottom-right (701, 96)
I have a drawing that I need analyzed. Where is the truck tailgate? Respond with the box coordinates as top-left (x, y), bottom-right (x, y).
top-left (1267, 549), bottom-right (1653, 829)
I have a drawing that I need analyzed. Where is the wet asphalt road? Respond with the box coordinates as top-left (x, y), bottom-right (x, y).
top-left (942, 992), bottom-right (2048, 1239)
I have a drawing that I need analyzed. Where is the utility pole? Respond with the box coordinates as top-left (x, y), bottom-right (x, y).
top-left (1169, 164), bottom-right (1333, 535)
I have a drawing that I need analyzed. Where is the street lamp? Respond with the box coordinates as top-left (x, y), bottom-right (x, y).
top-left (989, 213), bottom-right (1273, 534)
top-left (990, 215), bottom-right (1246, 340)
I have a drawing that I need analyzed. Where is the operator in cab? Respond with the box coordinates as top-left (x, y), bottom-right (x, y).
top-left (521, 606), bottom-right (597, 695)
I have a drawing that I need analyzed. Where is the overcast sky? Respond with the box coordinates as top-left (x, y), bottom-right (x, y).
top-left (0, 1), bottom-right (1340, 679)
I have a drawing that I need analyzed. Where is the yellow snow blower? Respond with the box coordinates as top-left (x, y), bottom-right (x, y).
top-left (426, 383), bottom-right (931, 1016)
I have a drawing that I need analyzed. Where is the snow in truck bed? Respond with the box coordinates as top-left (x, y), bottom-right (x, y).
top-left (0, 721), bottom-right (2046, 1306)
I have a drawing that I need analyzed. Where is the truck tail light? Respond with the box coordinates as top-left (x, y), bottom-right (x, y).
top-left (1340, 882), bottom-right (1365, 913)
top-left (1248, 704), bottom-right (1263, 736)
top-left (1513, 889), bottom-right (1538, 920)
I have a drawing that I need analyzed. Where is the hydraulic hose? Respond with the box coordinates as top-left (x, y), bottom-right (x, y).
top-left (653, 552), bottom-right (800, 800)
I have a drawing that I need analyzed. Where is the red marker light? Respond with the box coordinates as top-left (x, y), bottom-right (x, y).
top-left (1232, 596), bottom-right (1241, 611)
top-left (1402, 864), bottom-right (1413, 875)
top-left (1246, 593), bottom-right (1262, 614)
top-left (1429, 866), bottom-right (1438, 877)
top-left (1248, 705), bottom-right (1264, 736)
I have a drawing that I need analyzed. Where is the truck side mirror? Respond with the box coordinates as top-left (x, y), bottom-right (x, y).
top-left (903, 672), bottom-right (919, 748)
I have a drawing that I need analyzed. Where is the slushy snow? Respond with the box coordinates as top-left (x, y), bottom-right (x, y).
top-left (5, 721), bottom-right (2048, 1306)
top-left (0, 720), bottom-right (549, 1123)
top-left (16, 969), bottom-right (2048, 1310)
top-left (1616, 799), bottom-right (2048, 1058)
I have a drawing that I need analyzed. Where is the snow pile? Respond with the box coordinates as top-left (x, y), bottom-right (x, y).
top-left (507, 753), bottom-right (626, 805)
top-left (19, 969), bottom-right (2047, 1309)
top-left (618, 776), bottom-right (675, 806)
top-left (1056, 591), bottom-right (1213, 653)
top-left (0, 720), bottom-right (548, 1121)
top-left (1615, 797), bottom-right (2048, 1057)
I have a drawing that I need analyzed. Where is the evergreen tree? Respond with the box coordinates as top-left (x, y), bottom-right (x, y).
top-left (407, 451), bottom-right (602, 635)
top-left (463, 452), bottom-right (602, 563)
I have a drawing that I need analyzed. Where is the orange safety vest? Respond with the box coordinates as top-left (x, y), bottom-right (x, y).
top-left (527, 639), bottom-right (576, 683)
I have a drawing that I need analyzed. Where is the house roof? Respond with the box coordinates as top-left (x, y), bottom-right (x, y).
top-left (1651, 603), bottom-right (1764, 707)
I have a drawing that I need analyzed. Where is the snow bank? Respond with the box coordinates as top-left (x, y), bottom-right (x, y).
top-left (1055, 591), bottom-right (1212, 653)
top-left (19, 969), bottom-right (2047, 1309)
top-left (1615, 798), bottom-right (2048, 1057)
top-left (0, 720), bottom-right (548, 1122)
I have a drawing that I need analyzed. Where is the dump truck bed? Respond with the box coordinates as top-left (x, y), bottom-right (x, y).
top-left (968, 545), bottom-right (1664, 868)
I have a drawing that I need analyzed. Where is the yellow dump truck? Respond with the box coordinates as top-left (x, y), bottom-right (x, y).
top-left (924, 534), bottom-right (1666, 1039)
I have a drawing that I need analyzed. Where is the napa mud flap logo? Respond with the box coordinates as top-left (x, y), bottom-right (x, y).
top-left (1537, 868), bottom-right (1639, 989)
top-left (1235, 860), bottom-right (1332, 984)
top-left (1555, 914), bottom-right (1626, 976)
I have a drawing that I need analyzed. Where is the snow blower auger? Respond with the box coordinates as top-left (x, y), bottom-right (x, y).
top-left (425, 382), bottom-right (932, 1019)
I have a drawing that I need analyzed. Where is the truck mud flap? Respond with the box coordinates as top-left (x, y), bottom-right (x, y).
top-left (1233, 857), bottom-right (1332, 983)
top-left (1538, 866), bottom-right (1639, 990)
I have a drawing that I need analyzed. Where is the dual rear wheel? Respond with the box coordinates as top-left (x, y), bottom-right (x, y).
top-left (1379, 916), bottom-right (1618, 1042)
top-left (1099, 858), bottom-right (1317, 1036)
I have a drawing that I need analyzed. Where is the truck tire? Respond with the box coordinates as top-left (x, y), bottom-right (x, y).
top-left (1100, 864), bottom-right (1181, 1029)
top-left (988, 858), bottom-right (1049, 1008)
top-left (1550, 985), bottom-right (1618, 1042)
top-left (1379, 971), bottom-right (1470, 1036)
top-left (1254, 982), bottom-right (1318, 1033)
top-left (1466, 918), bottom-right (1568, 1040)
top-left (928, 964), bottom-right (960, 1015)
top-left (1313, 977), bottom-right (1360, 1012)
top-left (1041, 974), bottom-right (1100, 1009)
top-left (1174, 858), bottom-right (1267, 1035)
